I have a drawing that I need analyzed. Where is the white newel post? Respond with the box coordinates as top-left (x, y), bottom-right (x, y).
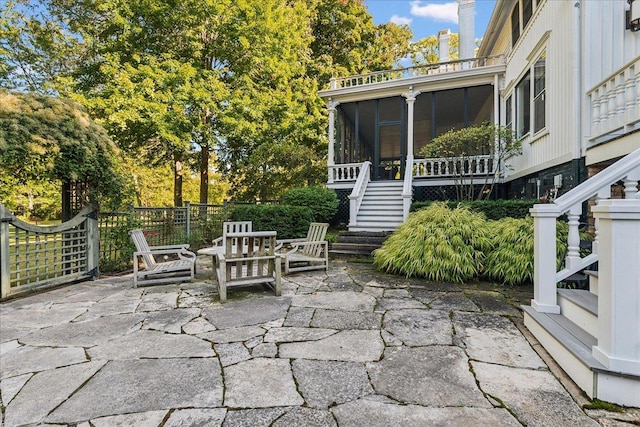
top-left (591, 196), bottom-right (640, 376)
top-left (530, 204), bottom-right (561, 314)
top-left (327, 100), bottom-right (337, 184)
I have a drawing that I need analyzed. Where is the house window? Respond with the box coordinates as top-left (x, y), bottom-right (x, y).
top-left (523, 0), bottom-right (533, 28)
top-left (511, 0), bottom-right (539, 46)
top-left (511, 6), bottom-right (520, 47)
top-left (533, 52), bottom-right (546, 132)
top-left (505, 96), bottom-right (513, 131)
top-left (516, 71), bottom-right (531, 138)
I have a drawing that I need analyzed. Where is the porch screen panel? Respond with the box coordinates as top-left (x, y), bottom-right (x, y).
top-left (435, 88), bottom-right (465, 138)
top-left (466, 85), bottom-right (493, 125)
top-left (378, 96), bottom-right (403, 122)
top-left (378, 124), bottom-right (402, 180)
top-left (413, 93), bottom-right (432, 156)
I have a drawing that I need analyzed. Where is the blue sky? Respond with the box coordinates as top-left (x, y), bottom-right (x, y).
top-left (364, 0), bottom-right (497, 41)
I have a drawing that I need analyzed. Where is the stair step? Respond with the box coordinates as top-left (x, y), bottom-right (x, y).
top-left (557, 289), bottom-right (597, 316)
top-left (331, 242), bottom-right (381, 252)
top-left (557, 289), bottom-right (598, 338)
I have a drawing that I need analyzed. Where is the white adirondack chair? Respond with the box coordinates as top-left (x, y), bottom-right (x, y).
top-left (129, 229), bottom-right (196, 287)
top-left (215, 231), bottom-right (281, 302)
top-left (277, 222), bottom-right (329, 274)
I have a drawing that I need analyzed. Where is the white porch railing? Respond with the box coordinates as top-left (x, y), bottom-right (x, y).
top-left (330, 162), bottom-right (365, 183)
top-left (348, 161), bottom-right (371, 227)
top-left (412, 155), bottom-right (496, 178)
top-left (328, 55), bottom-right (505, 90)
top-left (530, 147), bottom-right (640, 314)
top-left (587, 57), bottom-right (640, 143)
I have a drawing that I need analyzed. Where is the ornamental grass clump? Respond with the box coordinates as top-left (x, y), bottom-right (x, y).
top-left (483, 217), bottom-right (571, 285)
top-left (373, 203), bottom-right (492, 283)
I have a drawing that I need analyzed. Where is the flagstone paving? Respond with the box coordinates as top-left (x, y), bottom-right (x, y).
top-left (1, 259), bottom-right (637, 426)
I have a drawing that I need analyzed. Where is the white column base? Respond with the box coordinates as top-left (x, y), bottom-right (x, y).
top-left (531, 299), bottom-right (561, 314)
top-left (593, 345), bottom-right (640, 376)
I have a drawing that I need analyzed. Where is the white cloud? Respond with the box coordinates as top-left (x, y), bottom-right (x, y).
top-left (390, 15), bottom-right (413, 26)
top-left (410, 1), bottom-right (458, 24)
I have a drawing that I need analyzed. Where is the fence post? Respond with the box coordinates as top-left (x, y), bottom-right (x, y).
top-left (1, 204), bottom-right (12, 298)
top-left (86, 203), bottom-right (100, 279)
top-left (185, 201), bottom-right (191, 240)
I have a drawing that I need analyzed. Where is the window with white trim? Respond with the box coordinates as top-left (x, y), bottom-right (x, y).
top-left (533, 52), bottom-right (546, 132)
top-left (511, 50), bottom-right (546, 139)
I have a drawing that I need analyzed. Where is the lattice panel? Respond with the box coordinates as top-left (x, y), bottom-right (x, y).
top-left (7, 225), bottom-right (88, 290)
top-left (333, 189), bottom-right (351, 226)
top-left (133, 208), bottom-right (188, 246)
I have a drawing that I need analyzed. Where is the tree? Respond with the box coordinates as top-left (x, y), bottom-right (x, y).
top-left (420, 123), bottom-right (521, 201)
top-left (409, 33), bottom-right (459, 66)
top-left (0, 91), bottom-right (130, 215)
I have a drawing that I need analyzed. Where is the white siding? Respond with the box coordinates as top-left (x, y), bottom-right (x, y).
top-left (501, 0), bottom-right (578, 180)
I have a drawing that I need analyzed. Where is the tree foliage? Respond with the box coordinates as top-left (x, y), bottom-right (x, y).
top-left (421, 123), bottom-right (521, 201)
top-left (0, 91), bottom-right (130, 211)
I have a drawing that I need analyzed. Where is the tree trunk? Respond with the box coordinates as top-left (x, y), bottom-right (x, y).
top-left (199, 142), bottom-right (209, 204)
top-left (174, 158), bottom-right (183, 207)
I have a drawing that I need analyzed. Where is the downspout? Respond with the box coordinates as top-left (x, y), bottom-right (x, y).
top-left (573, 1), bottom-right (583, 186)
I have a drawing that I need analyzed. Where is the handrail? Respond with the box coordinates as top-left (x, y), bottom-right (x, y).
top-left (327, 55), bottom-right (505, 90)
top-left (348, 161), bottom-right (371, 227)
top-left (402, 157), bottom-right (414, 220)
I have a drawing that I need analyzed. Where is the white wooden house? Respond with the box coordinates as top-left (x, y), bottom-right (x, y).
top-left (320, 0), bottom-right (640, 406)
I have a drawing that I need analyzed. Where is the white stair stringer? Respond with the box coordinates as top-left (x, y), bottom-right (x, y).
top-left (350, 181), bottom-right (404, 232)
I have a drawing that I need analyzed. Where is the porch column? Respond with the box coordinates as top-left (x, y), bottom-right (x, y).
top-left (402, 88), bottom-right (420, 220)
top-left (591, 196), bottom-right (640, 376)
top-left (327, 99), bottom-right (339, 183)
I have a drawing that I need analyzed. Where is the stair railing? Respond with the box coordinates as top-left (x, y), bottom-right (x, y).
top-left (530, 147), bottom-right (640, 314)
top-left (349, 161), bottom-right (372, 227)
top-left (402, 157), bottom-right (414, 220)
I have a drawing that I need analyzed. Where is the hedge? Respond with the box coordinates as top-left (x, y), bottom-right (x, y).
top-left (410, 199), bottom-right (539, 220)
top-left (231, 204), bottom-right (314, 239)
top-left (281, 186), bottom-right (339, 223)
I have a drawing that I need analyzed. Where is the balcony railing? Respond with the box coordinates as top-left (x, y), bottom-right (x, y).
top-left (587, 57), bottom-right (640, 143)
top-left (412, 155), bottom-right (496, 179)
top-left (328, 55), bottom-right (505, 90)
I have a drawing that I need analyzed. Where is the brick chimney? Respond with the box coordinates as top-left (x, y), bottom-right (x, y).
top-left (439, 29), bottom-right (451, 62)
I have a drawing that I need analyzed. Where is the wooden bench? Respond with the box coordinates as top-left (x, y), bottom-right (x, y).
top-left (129, 229), bottom-right (196, 287)
top-left (215, 231), bottom-right (281, 302)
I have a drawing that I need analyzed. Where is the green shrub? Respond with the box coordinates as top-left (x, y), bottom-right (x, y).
top-left (410, 199), bottom-right (538, 220)
top-left (373, 203), bottom-right (492, 283)
top-left (281, 186), bottom-right (339, 223)
top-left (231, 204), bottom-right (314, 239)
top-left (483, 218), bottom-right (571, 286)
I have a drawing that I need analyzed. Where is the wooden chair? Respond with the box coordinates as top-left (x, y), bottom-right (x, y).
top-left (212, 221), bottom-right (252, 247)
top-left (129, 229), bottom-right (196, 287)
top-left (215, 231), bottom-right (281, 303)
top-left (277, 222), bottom-right (329, 275)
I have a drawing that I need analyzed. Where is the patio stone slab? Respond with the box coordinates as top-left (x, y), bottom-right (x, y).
top-left (73, 298), bottom-right (140, 321)
top-left (136, 291), bottom-right (179, 312)
top-left (0, 339), bottom-right (21, 356)
top-left (0, 307), bottom-right (86, 329)
top-left (224, 358), bottom-right (303, 408)
top-left (283, 306), bottom-right (315, 327)
top-left (331, 400), bottom-right (520, 427)
top-left (291, 292), bottom-right (376, 312)
top-left (199, 326), bottom-right (265, 343)
top-left (454, 312), bottom-right (545, 368)
top-left (279, 330), bottom-right (383, 362)
top-left (251, 343), bottom-right (277, 358)
top-left (221, 407), bottom-right (288, 427)
top-left (382, 309), bottom-right (452, 346)
top-left (87, 329), bottom-right (215, 360)
top-left (182, 316), bottom-right (217, 334)
top-left (214, 342), bottom-right (251, 367)
top-left (472, 361), bottom-right (600, 427)
top-left (141, 308), bottom-right (200, 333)
top-left (375, 297), bottom-right (425, 311)
top-left (430, 292), bottom-right (480, 312)
top-left (0, 326), bottom-right (31, 343)
top-left (4, 361), bottom-right (105, 427)
top-left (203, 297), bottom-right (291, 329)
top-left (164, 408), bottom-right (226, 427)
top-left (310, 309), bottom-right (382, 330)
top-left (407, 289), bottom-right (447, 304)
top-left (292, 359), bottom-right (373, 408)
top-left (20, 313), bottom-right (143, 347)
top-left (271, 407), bottom-right (336, 427)
top-left (90, 411), bottom-right (167, 427)
top-left (464, 290), bottom-right (521, 317)
top-left (0, 345), bottom-right (87, 379)
top-left (0, 373), bottom-right (32, 406)
top-left (47, 358), bottom-right (223, 424)
top-left (367, 346), bottom-right (490, 408)
top-left (263, 327), bottom-right (337, 343)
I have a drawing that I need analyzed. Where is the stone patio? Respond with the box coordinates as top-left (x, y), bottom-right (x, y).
top-left (0, 259), bottom-right (637, 426)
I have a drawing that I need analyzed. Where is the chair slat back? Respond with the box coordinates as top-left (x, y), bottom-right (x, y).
top-left (301, 223), bottom-right (329, 257)
top-left (218, 221), bottom-right (252, 247)
top-left (129, 229), bottom-right (157, 269)
top-left (224, 231), bottom-right (277, 282)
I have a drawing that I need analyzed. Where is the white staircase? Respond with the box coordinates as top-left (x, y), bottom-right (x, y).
top-left (349, 181), bottom-right (404, 232)
top-left (524, 148), bottom-right (640, 408)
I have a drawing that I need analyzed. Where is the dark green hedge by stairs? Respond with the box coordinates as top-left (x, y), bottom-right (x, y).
top-left (410, 199), bottom-right (539, 220)
top-left (281, 186), bottom-right (339, 223)
top-left (231, 204), bottom-right (314, 239)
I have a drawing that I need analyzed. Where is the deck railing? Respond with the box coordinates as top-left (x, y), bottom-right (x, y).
top-left (587, 57), bottom-right (640, 143)
top-left (330, 162), bottom-right (366, 182)
top-left (412, 155), bottom-right (496, 178)
top-left (328, 55), bottom-right (505, 90)
top-left (529, 147), bottom-right (640, 314)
